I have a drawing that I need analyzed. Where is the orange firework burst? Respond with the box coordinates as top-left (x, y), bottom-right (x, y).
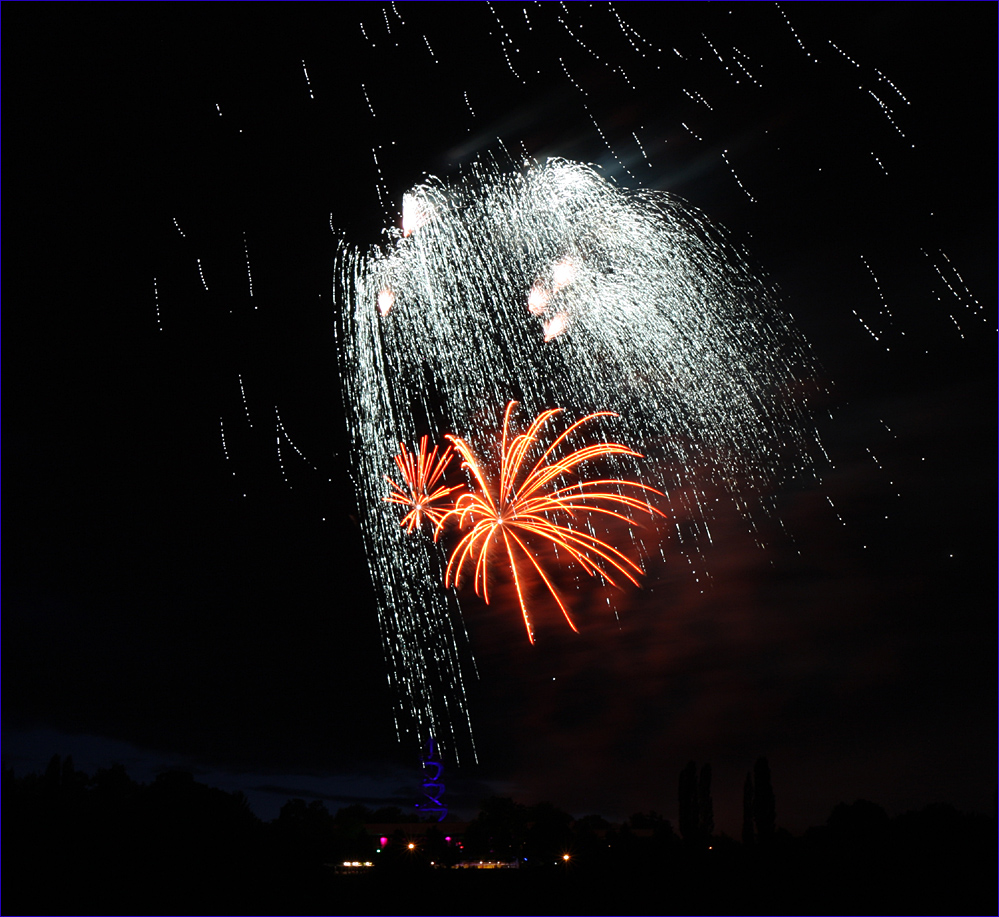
top-left (438, 402), bottom-right (666, 644)
top-left (384, 436), bottom-right (462, 532)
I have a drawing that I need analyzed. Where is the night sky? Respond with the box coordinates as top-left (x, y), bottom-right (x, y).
top-left (4, 3), bottom-right (994, 835)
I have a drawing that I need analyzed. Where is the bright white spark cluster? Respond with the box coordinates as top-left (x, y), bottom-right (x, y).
top-left (337, 157), bottom-right (824, 761)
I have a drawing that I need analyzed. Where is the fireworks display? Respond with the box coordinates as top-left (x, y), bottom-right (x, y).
top-left (405, 402), bottom-right (667, 644)
top-left (311, 6), bottom-right (984, 763)
top-left (338, 156), bottom-right (824, 760)
top-left (384, 436), bottom-right (460, 533)
top-left (326, 8), bottom-right (987, 764)
top-left (124, 4), bottom-right (988, 772)
top-left (8, 1), bottom-right (993, 829)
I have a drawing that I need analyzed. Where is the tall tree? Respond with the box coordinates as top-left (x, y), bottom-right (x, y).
top-left (43, 754), bottom-right (62, 789)
top-left (678, 761), bottom-right (699, 844)
top-left (741, 770), bottom-right (755, 846)
top-left (697, 764), bottom-right (714, 842)
top-left (753, 757), bottom-right (776, 843)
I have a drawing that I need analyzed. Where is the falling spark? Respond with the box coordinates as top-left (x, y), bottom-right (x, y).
top-left (681, 122), bottom-right (703, 142)
top-left (721, 149), bottom-right (756, 203)
top-left (777, 3), bottom-right (812, 60)
top-left (702, 33), bottom-right (738, 84)
top-left (422, 34), bottom-right (438, 64)
top-left (867, 89), bottom-right (908, 143)
top-left (153, 277), bottom-right (162, 331)
top-left (276, 407), bottom-right (318, 471)
top-left (238, 374), bottom-right (252, 428)
top-left (361, 84), bottom-right (376, 117)
top-left (220, 417), bottom-right (231, 462)
top-left (632, 130), bottom-right (651, 166)
top-left (243, 233), bottom-right (254, 299)
top-left (301, 60), bottom-right (314, 99)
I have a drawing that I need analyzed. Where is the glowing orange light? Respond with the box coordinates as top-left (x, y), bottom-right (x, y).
top-left (384, 436), bottom-right (461, 532)
top-left (438, 402), bottom-right (665, 643)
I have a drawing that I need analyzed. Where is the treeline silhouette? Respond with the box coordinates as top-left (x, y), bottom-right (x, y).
top-left (3, 755), bottom-right (993, 916)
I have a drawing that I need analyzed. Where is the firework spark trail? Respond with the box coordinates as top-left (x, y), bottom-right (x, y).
top-left (439, 401), bottom-right (667, 645)
top-left (341, 1), bottom-right (984, 347)
top-left (153, 277), bottom-right (162, 331)
top-left (275, 407), bottom-right (319, 472)
top-left (338, 157), bottom-right (825, 760)
top-left (384, 436), bottom-right (460, 532)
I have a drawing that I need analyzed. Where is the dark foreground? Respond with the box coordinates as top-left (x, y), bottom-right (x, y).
top-left (7, 844), bottom-right (994, 916)
top-left (5, 763), bottom-right (993, 915)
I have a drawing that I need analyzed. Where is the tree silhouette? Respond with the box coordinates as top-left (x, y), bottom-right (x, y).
top-left (742, 770), bottom-right (755, 846)
top-left (462, 796), bottom-right (528, 860)
top-left (753, 757), bottom-right (776, 843)
top-left (826, 798), bottom-right (889, 851)
top-left (275, 798), bottom-right (336, 860)
top-left (524, 801), bottom-right (574, 865)
top-left (334, 802), bottom-right (374, 825)
top-left (697, 763), bottom-right (714, 842)
top-left (4, 752), bottom-right (992, 916)
top-left (678, 761), bottom-right (714, 847)
top-left (42, 752), bottom-right (62, 789)
top-left (678, 760), bottom-right (699, 844)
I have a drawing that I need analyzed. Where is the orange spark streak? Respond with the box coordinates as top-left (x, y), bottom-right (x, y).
top-left (438, 402), bottom-right (666, 643)
top-left (384, 436), bottom-right (461, 532)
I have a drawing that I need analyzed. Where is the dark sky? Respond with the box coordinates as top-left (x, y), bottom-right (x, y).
top-left (4, 3), bottom-right (994, 833)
